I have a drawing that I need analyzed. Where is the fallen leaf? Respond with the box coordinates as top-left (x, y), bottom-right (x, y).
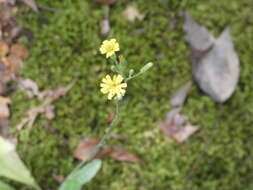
top-left (10, 44), bottom-right (29, 60)
top-left (16, 81), bottom-right (75, 130)
top-left (53, 175), bottom-right (65, 183)
top-left (122, 6), bottom-right (144, 23)
top-left (74, 138), bottom-right (142, 163)
top-left (18, 78), bottom-right (39, 98)
top-left (0, 103), bottom-right (9, 119)
top-left (184, 13), bottom-right (240, 103)
top-left (2, 54), bottom-right (23, 74)
top-left (20, 0), bottom-right (39, 13)
top-left (157, 108), bottom-right (199, 143)
top-left (183, 12), bottom-right (214, 53)
top-left (74, 138), bottom-right (100, 161)
top-left (100, 18), bottom-right (110, 37)
top-left (0, 96), bottom-right (11, 104)
top-left (169, 81), bottom-right (192, 107)
top-left (0, 118), bottom-right (9, 136)
top-left (95, 0), bottom-right (116, 5)
top-left (107, 147), bottom-right (142, 163)
top-left (0, 40), bottom-right (9, 58)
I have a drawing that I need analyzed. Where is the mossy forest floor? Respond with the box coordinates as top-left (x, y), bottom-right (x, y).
top-left (10, 0), bottom-right (253, 189)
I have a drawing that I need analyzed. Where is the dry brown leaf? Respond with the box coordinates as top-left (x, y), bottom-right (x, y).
top-left (0, 40), bottom-right (9, 58)
top-left (18, 78), bottom-right (39, 98)
top-left (0, 103), bottom-right (9, 119)
top-left (16, 82), bottom-right (75, 130)
top-left (169, 81), bottom-right (192, 107)
top-left (10, 44), bottom-right (29, 60)
top-left (2, 54), bottom-right (22, 73)
top-left (157, 108), bottom-right (199, 143)
top-left (0, 96), bottom-right (11, 104)
top-left (74, 138), bottom-right (142, 163)
top-left (122, 6), bottom-right (144, 23)
top-left (95, 0), bottom-right (116, 5)
top-left (107, 147), bottom-right (142, 163)
top-left (74, 138), bottom-right (100, 161)
top-left (53, 175), bottom-right (65, 183)
top-left (20, 0), bottom-right (39, 13)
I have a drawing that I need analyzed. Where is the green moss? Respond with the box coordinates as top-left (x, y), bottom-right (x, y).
top-left (8, 0), bottom-right (253, 189)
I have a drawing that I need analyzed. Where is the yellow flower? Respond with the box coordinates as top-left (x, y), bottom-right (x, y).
top-left (100, 75), bottom-right (127, 100)
top-left (99, 39), bottom-right (120, 58)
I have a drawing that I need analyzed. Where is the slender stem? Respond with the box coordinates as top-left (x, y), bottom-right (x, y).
top-left (66, 101), bottom-right (120, 177)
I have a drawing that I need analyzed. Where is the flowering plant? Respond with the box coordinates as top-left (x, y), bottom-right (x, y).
top-left (60, 38), bottom-right (153, 190)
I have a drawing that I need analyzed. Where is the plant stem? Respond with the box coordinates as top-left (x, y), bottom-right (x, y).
top-left (67, 101), bottom-right (120, 176)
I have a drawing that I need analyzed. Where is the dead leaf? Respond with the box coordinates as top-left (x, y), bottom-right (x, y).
top-left (74, 138), bottom-right (100, 161)
top-left (10, 44), bottom-right (29, 60)
top-left (169, 81), bottom-right (192, 107)
top-left (20, 0), bottom-right (39, 13)
top-left (107, 147), bottom-right (142, 163)
top-left (184, 12), bottom-right (240, 103)
top-left (183, 12), bottom-right (214, 53)
top-left (74, 138), bottom-right (142, 163)
top-left (95, 0), bottom-right (116, 5)
top-left (16, 81), bottom-right (75, 130)
top-left (157, 108), bottom-right (199, 143)
top-left (18, 78), bottom-right (39, 98)
top-left (0, 103), bottom-right (9, 119)
top-left (0, 40), bottom-right (9, 58)
top-left (0, 119), bottom-right (9, 136)
top-left (0, 96), bottom-right (11, 104)
top-left (122, 6), bottom-right (144, 23)
top-left (53, 175), bottom-right (65, 183)
top-left (2, 54), bottom-right (23, 73)
top-left (100, 18), bottom-right (110, 37)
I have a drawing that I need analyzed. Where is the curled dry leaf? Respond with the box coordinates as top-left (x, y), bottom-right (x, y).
top-left (169, 81), bottom-right (192, 107)
top-left (74, 138), bottom-right (142, 163)
top-left (157, 108), bottom-right (199, 143)
top-left (0, 40), bottom-right (9, 58)
top-left (122, 6), bottom-right (144, 23)
top-left (10, 44), bottom-right (29, 60)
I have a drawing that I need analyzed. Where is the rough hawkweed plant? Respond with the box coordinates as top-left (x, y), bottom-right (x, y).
top-left (60, 38), bottom-right (153, 190)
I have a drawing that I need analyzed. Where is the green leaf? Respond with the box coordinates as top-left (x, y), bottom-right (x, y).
top-left (140, 62), bottom-right (153, 73)
top-left (0, 181), bottom-right (15, 190)
top-left (0, 137), bottom-right (40, 190)
top-left (60, 159), bottom-right (102, 190)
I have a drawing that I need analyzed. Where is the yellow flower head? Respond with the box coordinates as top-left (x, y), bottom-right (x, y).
top-left (99, 39), bottom-right (120, 58)
top-left (100, 74), bottom-right (127, 100)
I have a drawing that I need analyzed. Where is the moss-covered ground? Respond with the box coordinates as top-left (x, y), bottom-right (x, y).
top-left (9, 0), bottom-right (253, 189)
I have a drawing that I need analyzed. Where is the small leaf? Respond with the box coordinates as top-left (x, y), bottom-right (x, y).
top-left (140, 62), bottom-right (153, 73)
top-left (60, 159), bottom-right (102, 190)
top-left (0, 181), bottom-right (15, 190)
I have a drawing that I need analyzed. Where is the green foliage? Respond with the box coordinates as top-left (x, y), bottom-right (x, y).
top-left (0, 181), bottom-right (15, 190)
top-left (10, 0), bottom-right (253, 189)
top-left (60, 159), bottom-right (102, 190)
